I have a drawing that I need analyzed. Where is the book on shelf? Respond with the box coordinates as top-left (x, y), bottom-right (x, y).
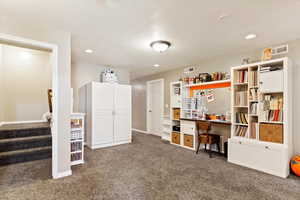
top-left (236, 112), bottom-right (248, 124)
top-left (71, 153), bottom-right (82, 162)
top-left (250, 103), bottom-right (258, 115)
top-left (250, 122), bottom-right (258, 139)
top-left (235, 91), bottom-right (248, 106)
top-left (260, 95), bottom-right (283, 122)
top-left (249, 88), bottom-right (258, 101)
top-left (249, 71), bottom-right (258, 86)
top-left (235, 70), bottom-right (248, 83)
top-left (235, 126), bottom-right (248, 137)
top-left (71, 141), bottom-right (82, 152)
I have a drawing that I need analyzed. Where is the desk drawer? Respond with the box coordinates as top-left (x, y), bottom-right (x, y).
top-left (181, 120), bottom-right (196, 135)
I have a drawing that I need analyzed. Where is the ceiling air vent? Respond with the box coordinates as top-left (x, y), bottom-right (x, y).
top-left (272, 44), bottom-right (288, 56)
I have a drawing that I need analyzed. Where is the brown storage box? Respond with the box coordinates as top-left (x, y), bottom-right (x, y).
top-left (172, 132), bottom-right (180, 144)
top-left (173, 108), bottom-right (180, 120)
top-left (259, 123), bottom-right (283, 144)
top-left (184, 134), bottom-right (194, 148)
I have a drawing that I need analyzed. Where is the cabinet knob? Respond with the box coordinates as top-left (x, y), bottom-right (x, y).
top-left (265, 146), bottom-right (270, 149)
top-left (239, 141), bottom-right (242, 144)
top-left (259, 81), bottom-right (263, 84)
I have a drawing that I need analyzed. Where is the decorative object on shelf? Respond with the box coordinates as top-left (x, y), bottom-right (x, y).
top-left (184, 66), bottom-right (196, 74)
top-left (199, 73), bottom-right (212, 83)
top-left (101, 68), bottom-right (118, 83)
top-left (242, 58), bottom-right (250, 64)
top-left (262, 48), bottom-right (272, 61)
top-left (291, 155), bottom-right (300, 177)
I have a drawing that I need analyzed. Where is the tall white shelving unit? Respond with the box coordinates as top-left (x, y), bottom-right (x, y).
top-left (228, 57), bottom-right (293, 178)
top-left (169, 82), bottom-right (182, 145)
top-left (70, 113), bottom-right (85, 166)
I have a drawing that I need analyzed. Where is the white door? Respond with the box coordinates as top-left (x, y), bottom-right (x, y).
top-left (147, 79), bottom-right (164, 136)
top-left (93, 83), bottom-right (114, 145)
top-left (114, 84), bottom-right (132, 143)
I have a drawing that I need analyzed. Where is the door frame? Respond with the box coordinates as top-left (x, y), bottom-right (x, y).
top-left (0, 33), bottom-right (60, 179)
top-left (146, 79), bottom-right (164, 136)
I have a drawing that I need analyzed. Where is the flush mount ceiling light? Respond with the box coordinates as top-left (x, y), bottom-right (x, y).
top-left (150, 40), bottom-right (171, 52)
top-left (153, 64), bottom-right (160, 68)
top-left (85, 49), bottom-right (93, 53)
top-left (245, 34), bottom-right (257, 40)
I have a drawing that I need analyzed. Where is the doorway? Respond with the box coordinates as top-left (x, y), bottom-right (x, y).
top-left (0, 33), bottom-right (60, 179)
top-left (147, 79), bottom-right (164, 136)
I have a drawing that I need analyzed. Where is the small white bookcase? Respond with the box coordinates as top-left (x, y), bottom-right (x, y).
top-left (228, 57), bottom-right (293, 178)
top-left (70, 113), bottom-right (85, 166)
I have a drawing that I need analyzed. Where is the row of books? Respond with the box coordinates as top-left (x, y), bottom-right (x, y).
top-left (261, 110), bottom-right (283, 122)
top-left (249, 88), bottom-right (258, 101)
top-left (235, 126), bottom-right (248, 137)
top-left (71, 141), bottom-right (82, 152)
top-left (235, 70), bottom-right (248, 83)
top-left (250, 103), bottom-right (258, 115)
top-left (236, 112), bottom-right (248, 124)
top-left (250, 122), bottom-right (258, 139)
top-left (71, 130), bottom-right (83, 141)
top-left (249, 71), bottom-right (258, 86)
top-left (71, 152), bottom-right (82, 162)
top-left (235, 91), bottom-right (248, 106)
top-left (261, 95), bottom-right (283, 122)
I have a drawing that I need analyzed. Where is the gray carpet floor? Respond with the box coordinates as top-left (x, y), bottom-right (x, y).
top-left (0, 132), bottom-right (300, 200)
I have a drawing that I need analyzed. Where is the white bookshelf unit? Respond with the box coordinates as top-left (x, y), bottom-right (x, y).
top-left (70, 113), bottom-right (85, 166)
top-left (170, 82), bottom-right (182, 145)
top-left (228, 57), bottom-right (293, 178)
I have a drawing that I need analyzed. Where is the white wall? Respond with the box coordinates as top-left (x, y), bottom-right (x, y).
top-left (0, 45), bottom-right (4, 123)
top-left (0, 23), bottom-right (72, 178)
top-left (71, 62), bottom-right (130, 111)
top-left (0, 44), bottom-right (51, 122)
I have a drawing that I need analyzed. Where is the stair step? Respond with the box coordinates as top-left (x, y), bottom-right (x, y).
top-left (0, 146), bottom-right (52, 166)
top-left (0, 123), bottom-right (51, 139)
top-left (0, 135), bottom-right (52, 152)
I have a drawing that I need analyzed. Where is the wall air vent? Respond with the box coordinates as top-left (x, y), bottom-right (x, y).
top-left (272, 44), bottom-right (288, 56)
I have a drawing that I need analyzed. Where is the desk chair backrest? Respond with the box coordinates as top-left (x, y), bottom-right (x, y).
top-left (197, 121), bottom-right (211, 134)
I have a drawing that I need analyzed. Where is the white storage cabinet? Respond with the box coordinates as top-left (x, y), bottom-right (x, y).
top-left (79, 82), bottom-right (132, 149)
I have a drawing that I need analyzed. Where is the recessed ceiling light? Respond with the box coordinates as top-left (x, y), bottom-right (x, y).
top-left (150, 40), bottom-right (171, 52)
top-left (85, 49), bottom-right (93, 53)
top-left (153, 64), bottom-right (160, 68)
top-left (245, 34), bottom-right (257, 40)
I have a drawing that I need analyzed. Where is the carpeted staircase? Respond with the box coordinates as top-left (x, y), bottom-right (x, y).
top-left (0, 122), bottom-right (52, 166)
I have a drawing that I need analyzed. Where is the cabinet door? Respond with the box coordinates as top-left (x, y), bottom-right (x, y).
top-left (92, 83), bottom-right (114, 145)
top-left (260, 70), bottom-right (283, 92)
top-left (114, 84), bottom-right (132, 143)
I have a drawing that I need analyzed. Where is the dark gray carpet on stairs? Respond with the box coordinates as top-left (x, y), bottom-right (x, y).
top-left (0, 132), bottom-right (300, 200)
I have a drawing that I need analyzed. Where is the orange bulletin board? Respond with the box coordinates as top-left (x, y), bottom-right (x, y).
top-left (189, 81), bottom-right (231, 97)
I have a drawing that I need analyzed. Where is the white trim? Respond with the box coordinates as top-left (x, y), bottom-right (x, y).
top-left (52, 170), bottom-right (72, 179)
top-left (132, 128), bottom-right (150, 134)
top-left (0, 33), bottom-right (61, 179)
top-left (1, 120), bottom-right (47, 125)
top-left (146, 79), bottom-right (164, 137)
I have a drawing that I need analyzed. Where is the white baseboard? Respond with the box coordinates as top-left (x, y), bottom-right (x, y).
top-left (52, 170), bottom-right (72, 179)
top-left (132, 128), bottom-right (149, 134)
top-left (88, 140), bottom-right (131, 149)
top-left (1, 120), bottom-right (47, 125)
